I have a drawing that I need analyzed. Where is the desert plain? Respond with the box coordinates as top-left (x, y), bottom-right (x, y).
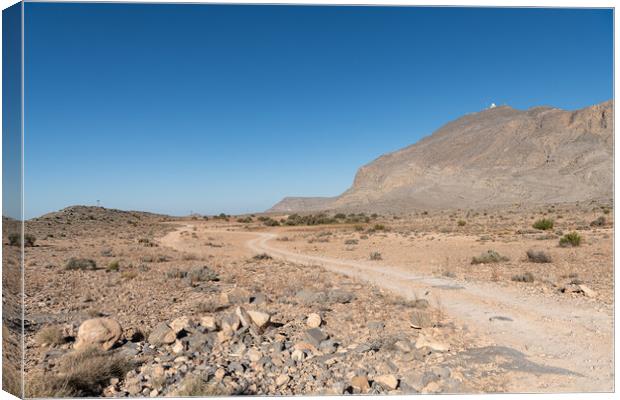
top-left (1, 198), bottom-right (613, 397)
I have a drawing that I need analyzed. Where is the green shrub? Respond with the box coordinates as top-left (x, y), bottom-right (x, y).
top-left (237, 217), bottom-right (253, 223)
top-left (532, 218), bottom-right (554, 231)
top-left (590, 216), bottom-right (606, 227)
top-left (559, 232), bottom-right (581, 247)
top-left (106, 260), bottom-right (120, 272)
top-left (334, 213), bottom-right (346, 219)
top-left (457, 220), bottom-right (466, 226)
top-left (8, 233), bottom-right (36, 247)
top-left (65, 258), bottom-right (97, 271)
top-left (471, 250), bottom-right (509, 265)
top-left (262, 218), bottom-right (280, 227)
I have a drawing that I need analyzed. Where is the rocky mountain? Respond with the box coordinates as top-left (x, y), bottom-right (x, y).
top-left (270, 100), bottom-right (613, 213)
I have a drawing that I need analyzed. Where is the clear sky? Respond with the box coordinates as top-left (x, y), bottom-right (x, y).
top-left (24, 4), bottom-right (613, 218)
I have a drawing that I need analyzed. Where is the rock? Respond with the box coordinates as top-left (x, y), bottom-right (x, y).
top-left (235, 306), bottom-right (252, 327)
top-left (291, 349), bottom-right (305, 361)
top-left (423, 381), bottom-right (441, 393)
top-left (327, 289), bottom-right (354, 304)
top-left (304, 328), bottom-right (328, 348)
top-left (415, 336), bottom-right (449, 352)
top-left (374, 374), bottom-right (398, 390)
top-left (169, 316), bottom-right (191, 334)
top-left (200, 316), bottom-right (217, 331)
top-left (125, 376), bottom-right (142, 396)
top-left (172, 340), bottom-right (185, 354)
top-left (295, 290), bottom-right (327, 305)
top-left (250, 293), bottom-right (268, 305)
top-left (393, 340), bottom-right (413, 353)
top-left (275, 374), bottom-right (290, 387)
top-left (579, 284), bottom-right (597, 298)
top-left (319, 339), bottom-right (338, 354)
top-left (400, 371), bottom-right (426, 392)
top-left (247, 310), bottom-right (270, 328)
top-left (148, 322), bottom-right (177, 346)
top-left (187, 332), bottom-right (209, 350)
top-left (350, 375), bottom-right (370, 393)
top-left (221, 314), bottom-right (240, 332)
top-left (222, 288), bottom-right (251, 305)
top-left (74, 318), bottom-right (122, 351)
top-left (306, 313), bottom-right (322, 328)
top-left (246, 348), bottom-right (262, 362)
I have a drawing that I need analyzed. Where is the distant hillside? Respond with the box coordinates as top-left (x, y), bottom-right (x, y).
top-left (270, 100), bottom-right (613, 213)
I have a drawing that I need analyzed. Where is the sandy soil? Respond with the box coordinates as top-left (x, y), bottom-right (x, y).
top-left (13, 201), bottom-right (614, 395)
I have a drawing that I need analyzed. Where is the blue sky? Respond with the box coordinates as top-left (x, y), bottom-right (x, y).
top-left (24, 4), bottom-right (612, 218)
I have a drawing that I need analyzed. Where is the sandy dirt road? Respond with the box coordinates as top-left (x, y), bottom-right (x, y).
top-left (163, 225), bottom-right (614, 393)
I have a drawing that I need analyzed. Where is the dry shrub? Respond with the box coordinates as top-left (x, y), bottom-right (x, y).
top-left (65, 258), bottom-right (97, 271)
top-left (526, 249), bottom-right (552, 263)
top-left (512, 272), bottom-right (535, 283)
top-left (471, 250), bottom-right (509, 264)
top-left (35, 325), bottom-right (65, 347)
top-left (26, 347), bottom-right (133, 397)
top-left (174, 375), bottom-right (228, 396)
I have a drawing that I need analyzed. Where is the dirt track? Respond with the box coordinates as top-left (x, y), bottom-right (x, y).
top-left (163, 225), bottom-right (614, 393)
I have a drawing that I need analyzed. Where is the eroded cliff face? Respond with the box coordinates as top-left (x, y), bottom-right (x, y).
top-left (270, 100), bottom-right (613, 213)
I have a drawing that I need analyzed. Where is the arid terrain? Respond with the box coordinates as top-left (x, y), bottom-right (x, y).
top-left (2, 199), bottom-right (612, 397)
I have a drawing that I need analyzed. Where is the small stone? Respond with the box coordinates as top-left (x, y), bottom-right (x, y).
top-left (200, 316), bottom-right (217, 331)
top-left (304, 328), bottom-right (328, 348)
top-left (579, 284), bottom-right (597, 298)
top-left (393, 340), bottom-right (412, 353)
top-left (306, 313), bottom-right (322, 328)
top-left (374, 374), bottom-right (398, 390)
top-left (148, 322), bottom-right (177, 346)
top-left (214, 368), bottom-right (226, 382)
top-left (350, 375), bottom-right (370, 393)
top-left (423, 381), bottom-right (441, 393)
top-left (169, 316), bottom-right (191, 334)
top-left (247, 310), bottom-right (270, 328)
top-left (74, 318), bottom-right (122, 351)
top-left (291, 349), bottom-right (305, 361)
top-left (221, 314), bottom-right (240, 332)
top-left (415, 336), bottom-right (449, 352)
top-left (172, 340), bottom-right (185, 354)
top-left (276, 374), bottom-right (290, 387)
top-left (247, 348), bottom-right (262, 362)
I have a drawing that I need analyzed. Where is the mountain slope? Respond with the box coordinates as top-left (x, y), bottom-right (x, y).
top-left (270, 100), bottom-right (613, 213)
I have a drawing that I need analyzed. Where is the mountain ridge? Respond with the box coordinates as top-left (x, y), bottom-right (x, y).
top-left (269, 100), bottom-right (613, 213)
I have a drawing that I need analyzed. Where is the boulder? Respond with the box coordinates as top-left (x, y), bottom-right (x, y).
top-left (74, 318), bottom-right (122, 351)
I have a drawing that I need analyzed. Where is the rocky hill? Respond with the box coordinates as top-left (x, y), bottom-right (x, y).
top-left (270, 100), bottom-right (613, 213)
